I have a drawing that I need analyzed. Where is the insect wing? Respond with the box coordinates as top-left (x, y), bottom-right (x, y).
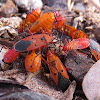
top-left (49, 64), bottom-right (58, 85)
top-left (14, 34), bottom-right (53, 52)
top-left (30, 12), bottom-right (55, 33)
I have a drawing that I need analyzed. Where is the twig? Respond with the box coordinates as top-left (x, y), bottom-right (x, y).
top-left (67, 0), bottom-right (74, 11)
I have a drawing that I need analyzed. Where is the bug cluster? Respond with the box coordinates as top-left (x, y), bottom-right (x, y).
top-left (2, 9), bottom-right (100, 91)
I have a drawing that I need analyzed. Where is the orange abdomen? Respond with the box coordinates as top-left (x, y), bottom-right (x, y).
top-left (25, 49), bottom-right (41, 72)
top-left (3, 48), bottom-right (20, 64)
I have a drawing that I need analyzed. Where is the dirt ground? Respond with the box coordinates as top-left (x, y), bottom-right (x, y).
top-left (0, 0), bottom-right (100, 100)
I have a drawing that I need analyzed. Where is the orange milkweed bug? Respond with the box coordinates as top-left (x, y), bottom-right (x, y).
top-left (25, 48), bottom-right (41, 72)
top-left (13, 34), bottom-right (53, 52)
top-left (62, 38), bottom-right (90, 55)
top-left (46, 50), bottom-right (71, 91)
top-left (60, 24), bottom-right (88, 39)
top-left (29, 11), bottom-right (61, 34)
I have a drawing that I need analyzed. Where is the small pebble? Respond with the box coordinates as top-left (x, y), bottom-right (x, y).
top-left (13, 0), bottom-right (43, 12)
top-left (0, 0), bottom-right (18, 17)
